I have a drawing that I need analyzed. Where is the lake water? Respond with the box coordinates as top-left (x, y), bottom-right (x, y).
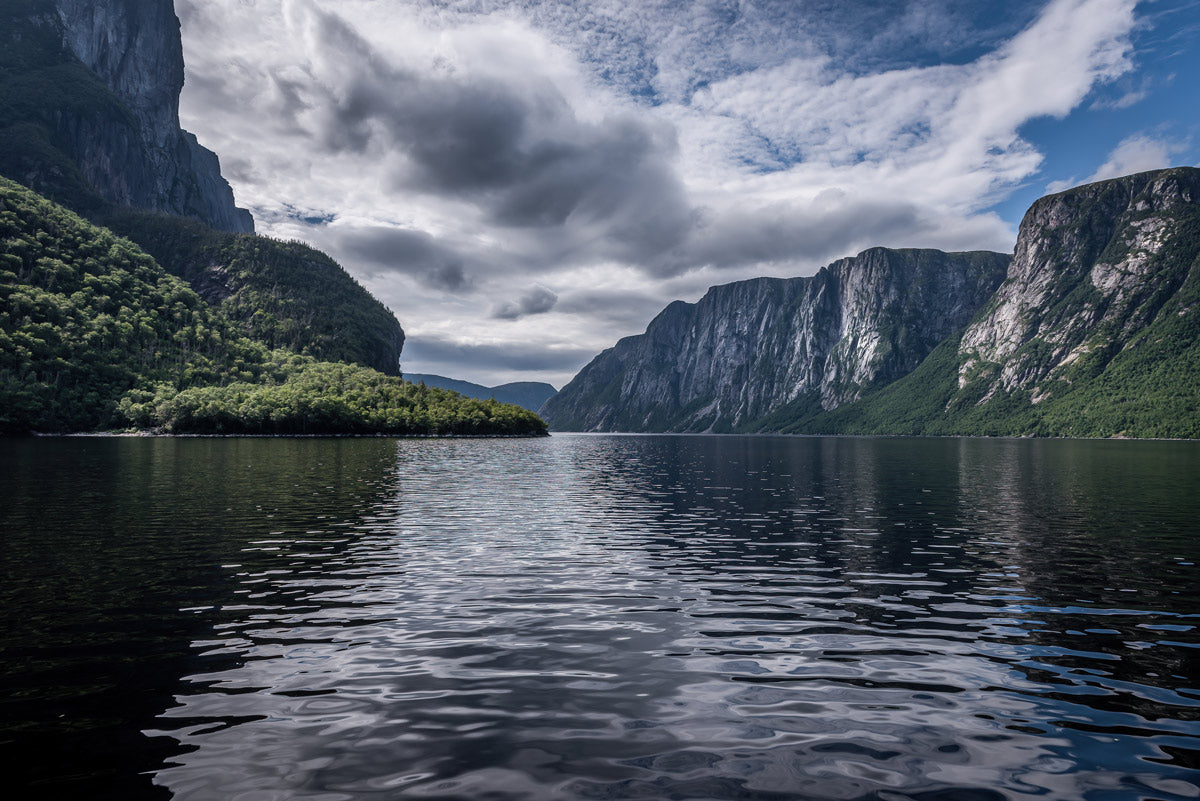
top-left (2, 434), bottom-right (1199, 800)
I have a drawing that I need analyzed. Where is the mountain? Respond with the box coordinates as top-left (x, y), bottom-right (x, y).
top-left (0, 0), bottom-right (406, 375)
top-left (405, 374), bottom-right (558, 413)
top-left (769, 167), bottom-right (1200, 438)
top-left (0, 177), bottom-right (545, 436)
top-left (98, 209), bottom-right (406, 375)
top-left (541, 248), bottom-right (1010, 432)
top-left (0, 0), bottom-right (250, 231)
top-left (545, 167), bottom-right (1200, 439)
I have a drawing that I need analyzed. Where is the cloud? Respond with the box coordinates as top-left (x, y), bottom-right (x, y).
top-left (493, 285), bottom-right (558, 320)
top-left (556, 289), bottom-right (675, 328)
top-left (401, 336), bottom-right (594, 374)
top-left (1084, 133), bottom-right (1189, 182)
top-left (336, 226), bottom-right (476, 291)
top-left (275, 2), bottom-right (693, 264)
top-left (174, 0), bottom-right (1148, 387)
top-left (1047, 133), bottom-right (1189, 192)
top-left (1090, 88), bottom-right (1148, 109)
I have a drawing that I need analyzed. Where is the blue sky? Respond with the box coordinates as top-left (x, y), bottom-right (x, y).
top-left (175, 0), bottom-right (1200, 386)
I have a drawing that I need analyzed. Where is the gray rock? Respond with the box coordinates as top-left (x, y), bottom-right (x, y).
top-left (543, 248), bottom-right (1009, 431)
top-left (53, 0), bottom-right (252, 231)
top-left (957, 167), bottom-right (1200, 404)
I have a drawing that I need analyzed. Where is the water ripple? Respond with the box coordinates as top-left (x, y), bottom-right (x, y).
top-left (2, 435), bottom-right (1199, 799)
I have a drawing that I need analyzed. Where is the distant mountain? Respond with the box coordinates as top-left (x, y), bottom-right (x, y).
top-left (544, 167), bottom-right (1200, 439)
top-left (406, 374), bottom-right (558, 413)
top-left (541, 248), bottom-right (1009, 432)
top-left (0, 0), bottom-right (405, 374)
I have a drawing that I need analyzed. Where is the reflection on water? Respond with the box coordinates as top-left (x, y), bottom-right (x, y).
top-left (1, 435), bottom-right (1198, 800)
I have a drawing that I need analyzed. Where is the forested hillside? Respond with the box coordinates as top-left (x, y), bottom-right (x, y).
top-left (0, 0), bottom-right (405, 374)
top-left (0, 178), bottom-right (546, 435)
top-left (98, 210), bottom-right (405, 374)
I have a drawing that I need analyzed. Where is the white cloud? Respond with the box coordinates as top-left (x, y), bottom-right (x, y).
top-left (1046, 133), bottom-right (1189, 193)
top-left (176, 0), bottom-right (1141, 387)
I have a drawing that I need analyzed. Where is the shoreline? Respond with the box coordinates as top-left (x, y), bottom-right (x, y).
top-left (20, 431), bottom-right (552, 439)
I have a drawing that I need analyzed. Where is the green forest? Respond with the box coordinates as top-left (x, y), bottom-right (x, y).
top-left (0, 178), bottom-right (547, 436)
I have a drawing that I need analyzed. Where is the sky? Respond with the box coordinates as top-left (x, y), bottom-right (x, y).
top-left (174, 0), bottom-right (1200, 388)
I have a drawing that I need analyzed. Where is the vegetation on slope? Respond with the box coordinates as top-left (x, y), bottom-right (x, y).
top-left (98, 210), bottom-right (405, 374)
top-left (754, 245), bottom-right (1200, 439)
top-left (0, 178), bottom-right (546, 436)
top-left (0, 1), bottom-right (405, 373)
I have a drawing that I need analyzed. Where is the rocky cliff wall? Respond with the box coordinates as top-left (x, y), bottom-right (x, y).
top-left (542, 248), bottom-right (1010, 431)
top-left (0, 0), bottom-right (253, 231)
top-left (957, 167), bottom-right (1200, 403)
top-left (54, 0), bottom-right (252, 232)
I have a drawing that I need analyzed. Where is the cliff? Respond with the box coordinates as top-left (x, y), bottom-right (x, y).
top-left (748, 169), bottom-right (1200, 438)
top-left (955, 167), bottom-right (1200, 405)
top-left (0, 0), bottom-right (252, 232)
top-left (542, 248), bottom-right (1010, 432)
top-left (546, 167), bottom-right (1200, 438)
top-left (0, 0), bottom-right (406, 374)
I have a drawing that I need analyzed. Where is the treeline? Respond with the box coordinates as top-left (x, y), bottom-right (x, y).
top-left (0, 178), bottom-right (546, 436)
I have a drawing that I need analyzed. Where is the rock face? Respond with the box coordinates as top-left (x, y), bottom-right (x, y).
top-left (542, 248), bottom-right (1010, 431)
top-left (4, 0), bottom-right (252, 231)
top-left (54, 0), bottom-right (253, 231)
top-left (955, 167), bottom-right (1200, 404)
top-left (547, 167), bottom-right (1200, 438)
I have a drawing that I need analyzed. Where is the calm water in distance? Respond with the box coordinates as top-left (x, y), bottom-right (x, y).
top-left (1, 434), bottom-right (1198, 801)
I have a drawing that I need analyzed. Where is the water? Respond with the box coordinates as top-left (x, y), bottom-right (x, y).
top-left (1, 434), bottom-right (1198, 800)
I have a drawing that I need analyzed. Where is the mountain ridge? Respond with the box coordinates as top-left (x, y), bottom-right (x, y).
top-left (405, 374), bottom-right (557, 413)
top-left (544, 167), bottom-right (1200, 439)
top-left (541, 248), bottom-right (1010, 432)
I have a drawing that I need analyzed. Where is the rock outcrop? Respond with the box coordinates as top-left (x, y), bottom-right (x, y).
top-left (955, 167), bottom-right (1200, 404)
top-left (542, 248), bottom-right (1010, 431)
top-left (546, 167), bottom-right (1200, 438)
top-left (0, 0), bottom-right (252, 231)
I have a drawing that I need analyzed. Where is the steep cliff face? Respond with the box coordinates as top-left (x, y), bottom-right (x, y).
top-left (54, 0), bottom-right (253, 231)
top-left (0, 0), bottom-right (252, 231)
top-left (542, 248), bottom-right (1009, 431)
top-left (955, 167), bottom-right (1200, 405)
top-left (0, 0), bottom-right (405, 375)
top-left (757, 167), bottom-right (1200, 438)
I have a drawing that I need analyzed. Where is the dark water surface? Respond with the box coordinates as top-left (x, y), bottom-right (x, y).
top-left (2, 435), bottom-right (1199, 800)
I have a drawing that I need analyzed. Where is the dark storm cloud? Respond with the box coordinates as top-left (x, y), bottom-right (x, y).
top-left (493, 286), bottom-right (559, 320)
top-left (293, 5), bottom-right (693, 264)
top-left (337, 226), bottom-right (475, 291)
top-left (402, 337), bottom-right (594, 373)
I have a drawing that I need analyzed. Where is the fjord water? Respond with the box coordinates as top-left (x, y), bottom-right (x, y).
top-left (2, 436), bottom-right (1198, 800)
